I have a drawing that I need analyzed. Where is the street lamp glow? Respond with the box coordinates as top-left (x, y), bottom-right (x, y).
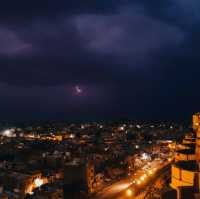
top-left (144, 174), bottom-right (147, 178)
top-left (140, 176), bottom-right (145, 181)
top-left (148, 170), bottom-right (153, 175)
top-left (137, 180), bottom-right (141, 185)
top-left (126, 189), bottom-right (133, 197)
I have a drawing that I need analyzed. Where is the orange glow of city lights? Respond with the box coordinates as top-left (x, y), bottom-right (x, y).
top-left (137, 180), bottom-right (141, 185)
top-left (148, 170), bottom-right (153, 175)
top-left (126, 189), bottom-right (133, 197)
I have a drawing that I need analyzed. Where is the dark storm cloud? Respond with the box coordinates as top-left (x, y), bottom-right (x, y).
top-left (0, 0), bottom-right (200, 120)
top-left (74, 9), bottom-right (184, 63)
top-left (0, 26), bottom-right (115, 86)
top-left (0, 27), bottom-right (32, 56)
top-left (0, 4), bottom-right (184, 86)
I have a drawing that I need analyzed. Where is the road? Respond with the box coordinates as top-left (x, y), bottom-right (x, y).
top-left (94, 178), bottom-right (131, 199)
top-left (93, 157), bottom-right (173, 199)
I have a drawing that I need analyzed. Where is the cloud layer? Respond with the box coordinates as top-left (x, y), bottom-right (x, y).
top-left (0, 0), bottom-right (200, 120)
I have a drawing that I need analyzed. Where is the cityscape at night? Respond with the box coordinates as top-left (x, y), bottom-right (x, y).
top-left (0, 120), bottom-right (186, 199)
top-left (0, 0), bottom-right (200, 199)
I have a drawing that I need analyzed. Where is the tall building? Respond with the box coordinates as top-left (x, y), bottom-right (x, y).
top-left (170, 113), bottom-right (200, 199)
top-left (193, 113), bottom-right (200, 131)
top-left (63, 159), bottom-right (95, 198)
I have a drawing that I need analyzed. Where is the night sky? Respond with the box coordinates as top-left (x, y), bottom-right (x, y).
top-left (0, 0), bottom-right (200, 122)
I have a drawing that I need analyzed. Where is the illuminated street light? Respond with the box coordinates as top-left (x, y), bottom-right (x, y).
top-left (140, 176), bottom-right (145, 181)
top-left (126, 189), bottom-right (133, 197)
top-left (148, 170), bottom-right (153, 175)
top-left (135, 145), bottom-right (139, 149)
top-left (119, 126), bottom-right (124, 131)
top-left (69, 134), bottom-right (75, 139)
top-left (137, 180), bottom-right (141, 185)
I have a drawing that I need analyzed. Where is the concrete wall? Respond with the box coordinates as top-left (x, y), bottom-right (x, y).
top-left (171, 165), bottom-right (195, 189)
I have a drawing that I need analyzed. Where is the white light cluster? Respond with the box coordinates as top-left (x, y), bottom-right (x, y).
top-left (1, 129), bottom-right (16, 137)
top-left (34, 178), bottom-right (43, 187)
